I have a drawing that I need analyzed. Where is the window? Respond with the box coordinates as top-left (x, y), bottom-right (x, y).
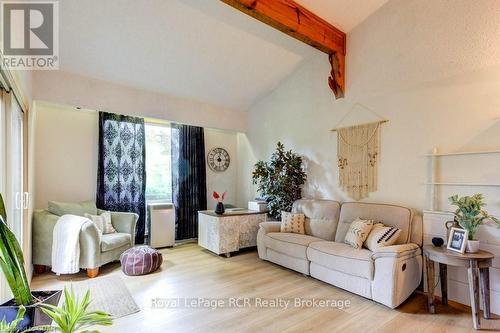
top-left (145, 123), bottom-right (172, 202)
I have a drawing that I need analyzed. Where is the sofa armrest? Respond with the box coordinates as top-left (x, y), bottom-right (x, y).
top-left (112, 212), bottom-right (138, 245)
top-left (259, 221), bottom-right (281, 234)
top-left (257, 222), bottom-right (280, 260)
top-left (79, 221), bottom-right (101, 269)
top-left (32, 210), bottom-right (60, 266)
top-left (371, 243), bottom-right (423, 308)
top-left (372, 243), bottom-right (421, 260)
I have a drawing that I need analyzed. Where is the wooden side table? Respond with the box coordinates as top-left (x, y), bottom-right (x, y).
top-left (423, 245), bottom-right (494, 330)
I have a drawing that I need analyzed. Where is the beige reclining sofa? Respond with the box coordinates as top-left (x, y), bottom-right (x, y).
top-left (257, 199), bottom-right (423, 308)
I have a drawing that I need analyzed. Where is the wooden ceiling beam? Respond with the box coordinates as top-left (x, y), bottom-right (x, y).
top-left (220, 0), bottom-right (346, 99)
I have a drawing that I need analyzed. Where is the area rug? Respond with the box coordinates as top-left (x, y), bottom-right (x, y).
top-left (70, 275), bottom-right (140, 319)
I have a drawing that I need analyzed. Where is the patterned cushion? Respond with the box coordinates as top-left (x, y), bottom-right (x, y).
top-left (364, 223), bottom-right (402, 251)
top-left (344, 218), bottom-right (374, 249)
top-left (85, 211), bottom-right (116, 234)
top-left (120, 246), bottom-right (163, 276)
top-left (280, 211), bottom-right (305, 234)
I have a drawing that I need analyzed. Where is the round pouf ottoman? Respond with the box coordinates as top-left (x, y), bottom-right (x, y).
top-left (120, 245), bottom-right (163, 276)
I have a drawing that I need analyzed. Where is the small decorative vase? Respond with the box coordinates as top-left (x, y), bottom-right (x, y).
top-left (466, 240), bottom-right (480, 253)
top-left (432, 237), bottom-right (444, 247)
top-left (215, 202), bottom-right (225, 215)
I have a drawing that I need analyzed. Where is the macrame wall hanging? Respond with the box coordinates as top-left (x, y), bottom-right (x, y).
top-left (331, 104), bottom-right (388, 200)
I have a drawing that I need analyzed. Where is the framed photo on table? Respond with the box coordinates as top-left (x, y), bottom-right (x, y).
top-left (447, 227), bottom-right (468, 253)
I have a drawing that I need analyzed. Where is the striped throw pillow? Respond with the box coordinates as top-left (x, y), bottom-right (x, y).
top-left (364, 223), bottom-right (402, 251)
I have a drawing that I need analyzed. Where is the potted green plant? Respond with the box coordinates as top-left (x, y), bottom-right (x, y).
top-left (32, 287), bottom-right (113, 333)
top-left (252, 142), bottom-right (307, 220)
top-left (0, 194), bottom-right (61, 330)
top-left (449, 194), bottom-right (500, 253)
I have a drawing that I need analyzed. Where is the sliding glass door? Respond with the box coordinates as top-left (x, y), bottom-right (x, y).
top-left (0, 90), bottom-right (25, 302)
top-left (6, 94), bottom-right (24, 242)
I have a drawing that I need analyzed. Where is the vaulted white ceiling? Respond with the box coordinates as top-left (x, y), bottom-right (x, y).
top-left (295, 0), bottom-right (388, 32)
top-left (58, 0), bottom-right (387, 112)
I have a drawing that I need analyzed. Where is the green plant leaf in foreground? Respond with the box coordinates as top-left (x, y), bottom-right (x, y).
top-left (0, 193), bottom-right (32, 305)
top-left (0, 305), bottom-right (25, 333)
top-left (0, 193), bottom-right (6, 221)
top-left (34, 287), bottom-right (113, 333)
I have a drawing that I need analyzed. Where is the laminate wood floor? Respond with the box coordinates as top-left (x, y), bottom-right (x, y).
top-left (31, 243), bottom-right (500, 333)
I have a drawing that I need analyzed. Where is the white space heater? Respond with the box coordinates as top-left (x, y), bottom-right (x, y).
top-left (148, 203), bottom-right (175, 248)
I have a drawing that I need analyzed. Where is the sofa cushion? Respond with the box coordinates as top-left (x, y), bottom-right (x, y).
top-left (265, 232), bottom-right (323, 259)
top-left (48, 201), bottom-right (97, 217)
top-left (307, 241), bottom-right (374, 280)
top-left (292, 199), bottom-right (341, 241)
top-left (335, 202), bottom-right (413, 245)
top-left (101, 233), bottom-right (131, 252)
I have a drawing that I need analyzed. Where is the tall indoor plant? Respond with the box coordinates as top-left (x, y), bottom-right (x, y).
top-left (0, 193), bottom-right (62, 330)
top-left (449, 194), bottom-right (500, 253)
top-left (252, 142), bottom-right (307, 220)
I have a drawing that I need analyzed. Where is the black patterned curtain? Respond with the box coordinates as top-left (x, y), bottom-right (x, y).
top-left (171, 124), bottom-right (207, 240)
top-left (97, 112), bottom-right (146, 244)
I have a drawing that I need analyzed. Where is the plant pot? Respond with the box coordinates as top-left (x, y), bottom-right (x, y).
top-left (215, 202), bottom-right (225, 215)
top-left (0, 290), bottom-right (62, 331)
top-left (466, 240), bottom-right (480, 253)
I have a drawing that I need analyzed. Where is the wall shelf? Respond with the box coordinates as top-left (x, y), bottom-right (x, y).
top-left (425, 182), bottom-right (500, 187)
top-left (425, 147), bottom-right (500, 211)
top-left (423, 210), bottom-right (453, 215)
top-left (424, 149), bottom-right (500, 157)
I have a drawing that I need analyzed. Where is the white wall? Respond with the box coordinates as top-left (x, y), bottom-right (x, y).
top-left (239, 0), bottom-right (500, 313)
top-left (34, 103), bottom-right (99, 209)
top-left (205, 129), bottom-right (238, 208)
top-left (240, 0), bottom-right (500, 210)
top-left (33, 102), bottom-right (240, 210)
top-left (32, 70), bottom-right (247, 133)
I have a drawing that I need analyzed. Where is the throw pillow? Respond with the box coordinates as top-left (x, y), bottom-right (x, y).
top-left (84, 211), bottom-right (116, 234)
top-left (364, 223), bottom-right (402, 251)
top-left (280, 211), bottom-right (305, 234)
top-left (344, 218), bottom-right (374, 249)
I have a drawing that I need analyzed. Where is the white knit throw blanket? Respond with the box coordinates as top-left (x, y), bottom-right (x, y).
top-left (51, 215), bottom-right (89, 275)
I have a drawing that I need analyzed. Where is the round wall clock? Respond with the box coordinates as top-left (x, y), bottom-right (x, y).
top-left (207, 147), bottom-right (230, 172)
